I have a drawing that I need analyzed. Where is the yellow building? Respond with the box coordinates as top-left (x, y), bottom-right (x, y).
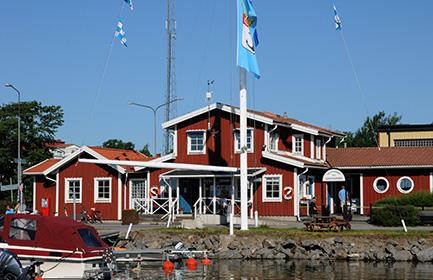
top-left (378, 124), bottom-right (433, 147)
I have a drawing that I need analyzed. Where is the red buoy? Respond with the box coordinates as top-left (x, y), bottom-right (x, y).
top-left (35, 276), bottom-right (44, 280)
top-left (201, 258), bottom-right (212, 265)
top-left (185, 257), bottom-right (198, 271)
top-left (163, 259), bottom-right (174, 270)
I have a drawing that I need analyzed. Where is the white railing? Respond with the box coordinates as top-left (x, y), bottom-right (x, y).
top-left (166, 197), bottom-right (179, 228)
top-left (193, 197), bottom-right (250, 218)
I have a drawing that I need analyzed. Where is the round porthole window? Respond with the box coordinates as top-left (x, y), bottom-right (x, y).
top-left (373, 177), bottom-right (389, 194)
top-left (397, 176), bottom-right (414, 194)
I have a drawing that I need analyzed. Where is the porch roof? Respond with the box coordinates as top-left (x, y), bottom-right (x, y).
top-left (160, 168), bottom-right (266, 178)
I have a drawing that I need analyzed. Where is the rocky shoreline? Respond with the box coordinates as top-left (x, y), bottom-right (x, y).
top-left (126, 231), bottom-right (433, 262)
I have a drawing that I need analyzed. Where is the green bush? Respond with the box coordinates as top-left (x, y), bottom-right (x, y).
top-left (374, 192), bottom-right (433, 208)
top-left (371, 205), bottom-right (420, 226)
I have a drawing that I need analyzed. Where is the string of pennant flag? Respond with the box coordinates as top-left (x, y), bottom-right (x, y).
top-left (114, 0), bottom-right (133, 47)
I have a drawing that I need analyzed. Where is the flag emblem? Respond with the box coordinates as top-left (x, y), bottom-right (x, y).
top-left (115, 20), bottom-right (128, 47)
top-left (334, 5), bottom-right (342, 30)
top-left (237, 0), bottom-right (260, 78)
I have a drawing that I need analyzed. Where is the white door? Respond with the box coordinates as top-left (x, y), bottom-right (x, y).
top-left (131, 180), bottom-right (147, 211)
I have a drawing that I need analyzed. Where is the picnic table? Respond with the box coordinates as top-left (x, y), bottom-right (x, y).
top-left (304, 216), bottom-right (351, 232)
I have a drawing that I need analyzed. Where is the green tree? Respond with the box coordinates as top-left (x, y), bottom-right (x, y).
top-left (102, 139), bottom-right (135, 150)
top-left (344, 111), bottom-right (402, 147)
top-left (0, 101), bottom-right (64, 200)
top-left (140, 144), bottom-right (153, 158)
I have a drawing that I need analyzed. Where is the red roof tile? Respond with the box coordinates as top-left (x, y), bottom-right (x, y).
top-left (24, 159), bottom-right (61, 174)
top-left (89, 146), bottom-right (151, 161)
top-left (327, 147), bottom-right (433, 168)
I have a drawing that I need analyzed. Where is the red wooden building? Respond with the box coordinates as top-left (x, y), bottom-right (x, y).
top-left (23, 146), bottom-right (152, 220)
top-left (24, 103), bottom-right (433, 221)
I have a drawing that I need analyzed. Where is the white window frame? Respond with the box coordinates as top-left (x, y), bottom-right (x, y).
top-left (187, 130), bottom-right (206, 155)
top-left (64, 178), bottom-right (82, 204)
top-left (397, 176), bottom-right (415, 194)
top-left (315, 138), bottom-right (322, 159)
top-left (373, 177), bottom-right (389, 194)
top-left (234, 128), bottom-right (254, 153)
top-left (262, 174), bottom-right (283, 202)
top-left (269, 131), bottom-right (279, 152)
top-left (300, 175), bottom-right (315, 199)
top-left (292, 134), bottom-right (304, 155)
top-left (94, 177), bottom-right (112, 203)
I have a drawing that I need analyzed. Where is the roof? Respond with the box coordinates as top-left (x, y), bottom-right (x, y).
top-left (327, 147), bottom-right (433, 169)
top-left (163, 103), bottom-right (344, 137)
top-left (160, 168), bottom-right (266, 178)
top-left (44, 140), bottom-right (76, 149)
top-left (263, 151), bottom-right (329, 169)
top-left (23, 158), bottom-right (62, 174)
top-left (24, 146), bottom-right (152, 175)
top-left (378, 124), bottom-right (433, 133)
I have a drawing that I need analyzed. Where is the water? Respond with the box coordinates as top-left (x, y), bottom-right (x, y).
top-left (115, 260), bottom-right (433, 279)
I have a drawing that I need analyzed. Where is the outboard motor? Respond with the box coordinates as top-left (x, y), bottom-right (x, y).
top-left (0, 249), bottom-right (32, 280)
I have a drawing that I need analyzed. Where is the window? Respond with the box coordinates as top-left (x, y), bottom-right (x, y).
top-left (397, 176), bottom-right (414, 194)
top-left (395, 139), bottom-right (433, 147)
top-left (315, 139), bottom-right (322, 159)
top-left (9, 219), bottom-right (37, 241)
top-left (262, 175), bottom-right (282, 202)
top-left (293, 134), bottom-right (304, 155)
top-left (78, 228), bottom-right (102, 248)
top-left (65, 178), bottom-right (82, 203)
top-left (269, 132), bottom-right (279, 151)
top-left (235, 128), bottom-right (254, 153)
top-left (373, 177), bottom-right (389, 194)
top-left (187, 130), bottom-right (206, 154)
top-left (94, 178), bottom-right (112, 203)
top-left (300, 176), bottom-right (315, 198)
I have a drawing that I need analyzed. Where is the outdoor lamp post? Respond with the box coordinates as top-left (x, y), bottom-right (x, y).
top-left (129, 98), bottom-right (183, 155)
top-left (4, 83), bottom-right (23, 212)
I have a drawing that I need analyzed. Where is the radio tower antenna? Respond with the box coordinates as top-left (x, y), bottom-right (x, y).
top-left (164, 0), bottom-right (177, 154)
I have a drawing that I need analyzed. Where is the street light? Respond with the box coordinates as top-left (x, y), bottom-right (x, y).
top-left (129, 98), bottom-right (183, 155)
top-left (4, 83), bottom-right (23, 212)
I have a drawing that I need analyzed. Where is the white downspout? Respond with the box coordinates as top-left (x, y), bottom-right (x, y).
top-left (324, 136), bottom-right (333, 161)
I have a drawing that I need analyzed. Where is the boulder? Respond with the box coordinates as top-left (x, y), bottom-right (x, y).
top-left (282, 239), bottom-right (297, 249)
top-left (262, 238), bottom-right (277, 249)
top-left (416, 247), bottom-right (433, 262)
top-left (392, 250), bottom-right (413, 262)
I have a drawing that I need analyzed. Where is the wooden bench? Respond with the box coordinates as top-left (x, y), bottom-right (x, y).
top-left (304, 216), bottom-right (351, 232)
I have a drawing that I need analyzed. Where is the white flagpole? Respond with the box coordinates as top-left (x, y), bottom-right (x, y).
top-left (240, 67), bottom-right (249, 231)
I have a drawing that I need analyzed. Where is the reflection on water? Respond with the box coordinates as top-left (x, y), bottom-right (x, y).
top-left (115, 260), bottom-right (433, 279)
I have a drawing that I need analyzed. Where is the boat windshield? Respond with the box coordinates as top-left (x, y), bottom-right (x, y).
top-left (78, 228), bottom-right (102, 248)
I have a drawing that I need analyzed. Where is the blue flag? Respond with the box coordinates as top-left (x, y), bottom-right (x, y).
top-left (334, 5), bottom-right (342, 30)
top-left (124, 0), bottom-right (133, 11)
top-left (115, 20), bottom-right (128, 47)
top-left (237, 0), bottom-right (260, 79)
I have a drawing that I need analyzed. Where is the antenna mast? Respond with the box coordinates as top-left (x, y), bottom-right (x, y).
top-left (164, 0), bottom-right (177, 154)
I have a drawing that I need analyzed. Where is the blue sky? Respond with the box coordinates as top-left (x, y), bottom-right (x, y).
top-left (1, 1), bottom-right (432, 153)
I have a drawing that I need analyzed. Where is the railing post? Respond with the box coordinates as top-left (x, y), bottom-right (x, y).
top-left (213, 177), bottom-right (217, 214)
top-left (199, 179), bottom-right (203, 215)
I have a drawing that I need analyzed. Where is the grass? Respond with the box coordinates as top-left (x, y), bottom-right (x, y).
top-left (138, 226), bottom-right (433, 238)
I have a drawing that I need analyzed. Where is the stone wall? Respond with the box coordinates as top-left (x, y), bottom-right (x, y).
top-left (126, 231), bottom-right (433, 262)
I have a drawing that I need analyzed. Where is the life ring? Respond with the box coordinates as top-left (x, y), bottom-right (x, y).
top-left (150, 186), bottom-right (160, 197)
top-left (283, 186), bottom-right (293, 200)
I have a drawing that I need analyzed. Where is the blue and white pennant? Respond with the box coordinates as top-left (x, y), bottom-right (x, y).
top-left (334, 5), bottom-right (342, 30)
top-left (114, 20), bottom-right (128, 47)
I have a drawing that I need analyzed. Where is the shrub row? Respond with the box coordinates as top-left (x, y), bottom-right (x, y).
top-left (371, 205), bottom-right (420, 226)
top-left (374, 192), bottom-right (433, 208)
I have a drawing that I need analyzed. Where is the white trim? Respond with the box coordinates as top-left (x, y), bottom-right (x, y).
top-left (162, 103), bottom-right (274, 129)
top-left (322, 169), bottom-right (346, 182)
top-left (262, 174), bottom-right (283, 202)
top-left (294, 168), bottom-right (299, 217)
top-left (291, 123), bottom-right (318, 136)
top-left (32, 178), bottom-right (36, 212)
top-left (118, 174), bottom-right (122, 220)
top-left (430, 172), bottom-right (433, 194)
top-left (234, 128), bottom-right (254, 153)
top-left (64, 178), bottom-right (82, 204)
top-left (373, 177), bottom-right (389, 194)
top-left (396, 176), bottom-right (415, 194)
top-left (93, 177), bottom-right (112, 203)
top-left (359, 173), bottom-right (364, 215)
top-left (78, 159), bottom-right (238, 173)
top-left (128, 180), bottom-right (132, 210)
top-left (292, 134), bottom-right (304, 156)
top-left (173, 127), bottom-right (178, 157)
top-left (187, 130), bottom-right (206, 155)
top-left (134, 153), bottom-right (177, 172)
top-left (23, 158), bottom-right (53, 175)
top-left (310, 135), bottom-right (314, 159)
top-left (262, 151), bottom-right (305, 168)
top-left (55, 172), bottom-right (59, 216)
top-left (299, 175), bottom-right (315, 199)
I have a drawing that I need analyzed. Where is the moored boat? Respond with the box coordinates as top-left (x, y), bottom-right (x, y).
top-left (0, 214), bottom-right (112, 279)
